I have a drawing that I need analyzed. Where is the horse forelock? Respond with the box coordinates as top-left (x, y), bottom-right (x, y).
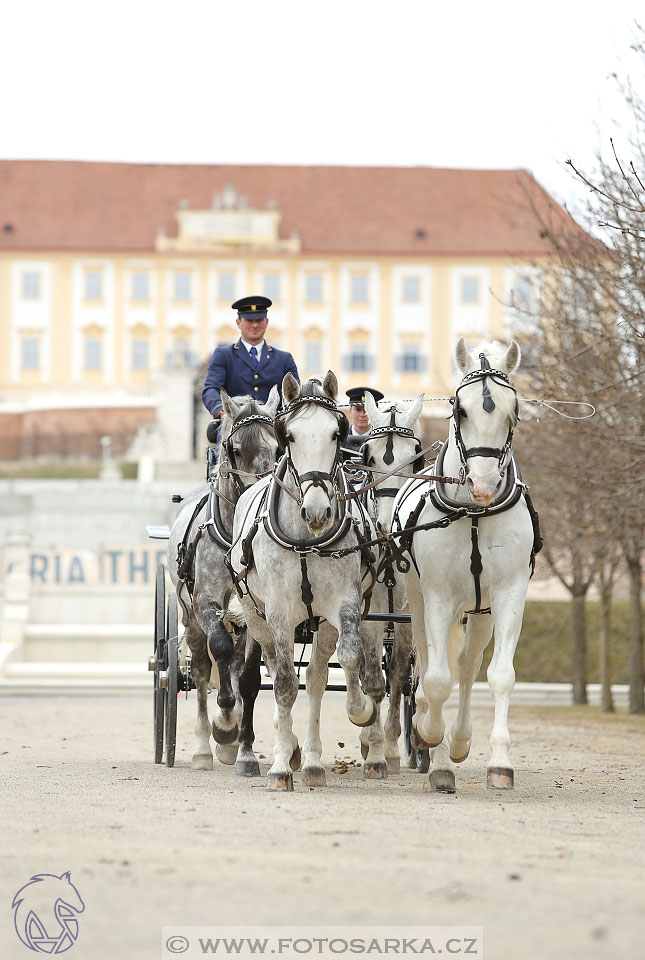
top-left (298, 377), bottom-right (326, 399)
top-left (460, 370), bottom-right (518, 427)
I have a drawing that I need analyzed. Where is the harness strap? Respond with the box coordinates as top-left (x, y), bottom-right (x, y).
top-left (462, 515), bottom-right (491, 619)
top-left (176, 493), bottom-right (210, 598)
top-left (299, 554), bottom-right (317, 632)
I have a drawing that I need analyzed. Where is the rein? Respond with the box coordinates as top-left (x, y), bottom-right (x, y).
top-left (338, 442), bottom-right (461, 500)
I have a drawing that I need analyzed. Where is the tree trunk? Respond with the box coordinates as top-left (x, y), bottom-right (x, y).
top-left (598, 565), bottom-right (614, 713)
top-left (626, 550), bottom-right (644, 714)
top-left (570, 545), bottom-right (588, 705)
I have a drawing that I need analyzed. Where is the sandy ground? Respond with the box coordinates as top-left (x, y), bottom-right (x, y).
top-left (1, 690), bottom-right (644, 960)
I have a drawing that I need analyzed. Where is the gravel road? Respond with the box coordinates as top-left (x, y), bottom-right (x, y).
top-left (1, 691), bottom-right (644, 960)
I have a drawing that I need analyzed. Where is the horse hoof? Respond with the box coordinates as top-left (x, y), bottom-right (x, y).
top-left (411, 724), bottom-right (433, 751)
top-left (360, 743), bottom-right (369, 760)
top-left (211, 721), bottom-right (239, 745)
top-left (487, 766), bottom-right (514, 789)
top-left (429, 769), bottom-right (456, 794)
top-left (363, 762), bottom-right (387, 780)
top-left (215, 742), bottom-right (238, 765)
top-left (351, 699), bottom-right (378, 728)
top-left (235, 759), bottom-right (261, 777)
top-left (386, 757), bottom-right (401, 775)
top-left (191, 753), bottom-right (213, 771)
top-left (450, 745), bottom-right (471, 764)
top-left (416, 749), bottom-right (430, 774)
top-left (267, 772), bottom-right (294, 791)
top-left (303, 766), bottom-right (327, 787)
top-left (289, 746), bottom-right (302, 771)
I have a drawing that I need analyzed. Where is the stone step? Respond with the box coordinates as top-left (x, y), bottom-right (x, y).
top-left (21, 623), bottom-right (152, 663)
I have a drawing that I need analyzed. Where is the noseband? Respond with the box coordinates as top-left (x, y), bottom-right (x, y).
top-left (451, 353), bottom-right (517, 471)
top-left (275, 395), bottom-right (349, 504)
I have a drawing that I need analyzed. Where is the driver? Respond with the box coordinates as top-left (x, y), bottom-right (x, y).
top-left (342, 386), bottom-right (384, 454)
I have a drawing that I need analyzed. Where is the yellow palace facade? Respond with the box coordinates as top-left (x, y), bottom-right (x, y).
top-left (0, 161), bottom-right (576, 455)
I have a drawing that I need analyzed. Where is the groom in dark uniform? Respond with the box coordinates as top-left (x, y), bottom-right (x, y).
top-left (202, 296), bottom-right (299, 422)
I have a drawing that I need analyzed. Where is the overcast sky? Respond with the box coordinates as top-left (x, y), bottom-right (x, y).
top-left (2, 0), bottom-right (643, 208)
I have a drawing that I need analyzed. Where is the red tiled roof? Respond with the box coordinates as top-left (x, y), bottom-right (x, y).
top-left (0, 160), bottom-right (584, 256)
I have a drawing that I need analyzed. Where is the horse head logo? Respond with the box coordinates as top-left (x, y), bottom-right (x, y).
top-left (12, 872), bottom-right (85, 954)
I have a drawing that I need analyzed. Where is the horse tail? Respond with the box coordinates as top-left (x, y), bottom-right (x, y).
top-left (447, 619), bottom-right (465, 685)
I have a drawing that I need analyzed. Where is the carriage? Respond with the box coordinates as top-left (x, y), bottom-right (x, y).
top-left (145, 339), bottom-right (544, 792)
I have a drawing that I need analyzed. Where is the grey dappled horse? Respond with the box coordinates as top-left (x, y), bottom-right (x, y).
top-left (393, 338), bottom-right (533, 793)
top-left (230, 372), bottom-right (377, 790)
top-left (167, 388), bottom-right (279, 773)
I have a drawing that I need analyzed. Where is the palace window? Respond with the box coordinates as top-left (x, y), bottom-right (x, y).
top-left (460, 276), bottom-right (480, 303)
top-left (85, 337), bottom-right (102, 370)
top-left (85, 271), bottom-right (103, 301)
top-left (305, 274), bottom-right (323, 303)
top-left (350, 274), bottom-right (368, 304)
top-left (402, 276), bottom-right (420, 303)
top-left (132, 272), bottom-right (150, 301)
top-left (22, 272), bottom-right (41, 299)
top-left (173, 272), bottom-right (191, 301)
top-left (396, 343), bottom-right (425, 373)
top-left (218, 273), bottom-right (235, 301)
top-left (346, 343), bottom-right (373, 372)
top-left (22, 337), bottom-right (40, 369)
top-left (263, 273), bottom-right (281, 302)
top-left (132, 338), bottom-right (149, 370)
top-left (305, 341), bottom-right (322, 371)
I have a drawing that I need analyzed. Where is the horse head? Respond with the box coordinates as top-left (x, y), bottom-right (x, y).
top-left (219, 386), bottom-right (280, 490)
top-left (454, 337), bottom-right (521, 507)
top-left (363, 393), bottom-right (424, 535)
top-left (280, 370), bottom-right (348, 535)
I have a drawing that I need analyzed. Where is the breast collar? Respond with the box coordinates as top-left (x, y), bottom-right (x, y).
top-left (430, 440), bottom-right (525, 517)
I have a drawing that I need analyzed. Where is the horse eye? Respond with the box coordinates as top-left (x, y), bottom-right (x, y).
top-left (459, 408), bottom-right (468, 420)
top-left (368, 457), bottom-right (375, 466)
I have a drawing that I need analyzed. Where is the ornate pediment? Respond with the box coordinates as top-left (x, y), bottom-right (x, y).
top-left (156, 185), bottom-right (300, 254)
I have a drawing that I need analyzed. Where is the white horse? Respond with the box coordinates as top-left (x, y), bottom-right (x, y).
top-left (355, 393), bottom-right (425, 777)
top-left (393, 338), bottom-right (534, 793)
top-left (230, 372), bottom-right (377, 790)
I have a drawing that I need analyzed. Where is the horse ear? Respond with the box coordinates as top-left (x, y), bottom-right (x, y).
top-left (282, 372), bottom-right (300, 405)
top-left (364, 391), bottom-right (379, 425)
top-left (220, 388), bottom-right (234, 420)
top-left (503, 340), bottom-right (521, 375)
top-left (403, 394), bottom-right (424, 429)
top-left (455, 337), bottom-right (470, 374)
top-left (322, 370), bottom-right (338, 400)
top-left (263, 385), bottom-right (280, 417)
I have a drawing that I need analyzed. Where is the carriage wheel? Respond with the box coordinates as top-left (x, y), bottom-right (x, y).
top-left (164, 592), bottom-right (179, 768)
top-left (153, 563), bottom-right (166, 764)
top-left (402, 687), bottom-right (418, 769)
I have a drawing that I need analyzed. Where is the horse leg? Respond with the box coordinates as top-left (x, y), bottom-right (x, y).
top-left (384, 618), bottom-right (413, 774)
top-left (264, 643), bottom-right (301, 772)
top-left (359, 620), bottom-right (387, 779)
top-left (415, 603), bottom-right (455, 755)
top-left (265, 614), bottom-right (299, 791)
top-left (302, 623), bottom-right (337, 787)
top-left (405, 580), bottom-right (431, 750)
top-left (208, 617), bottom-right (239, 757)
top-left (332, 601), bottom-right (376, 727)
top-left (450, 615), bottom-right (493, 763)
top-left (486, 599), bottom-right (525, 789)
top-left (428, 735), bottom-right (457, 794)
top-left (184, 618), bottom-right (213, 770)
top-left (235, 636), bottom-right (263, 777)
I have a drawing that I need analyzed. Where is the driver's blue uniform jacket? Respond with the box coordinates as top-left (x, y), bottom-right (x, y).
top-left (202, 339), bottom-right (299, 415)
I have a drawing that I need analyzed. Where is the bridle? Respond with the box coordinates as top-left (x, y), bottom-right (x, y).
top-left (219, 413), bottom-right (277, 497)
top-left (274, 394), bottom-right (349, 506)
top-left (451, 353), bottom-right (518, 474)
top-left (360, 406), bottom-right (425, 505)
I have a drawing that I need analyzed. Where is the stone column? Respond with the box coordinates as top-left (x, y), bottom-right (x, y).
top-left (0, 530), bottom-right (31, 674)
